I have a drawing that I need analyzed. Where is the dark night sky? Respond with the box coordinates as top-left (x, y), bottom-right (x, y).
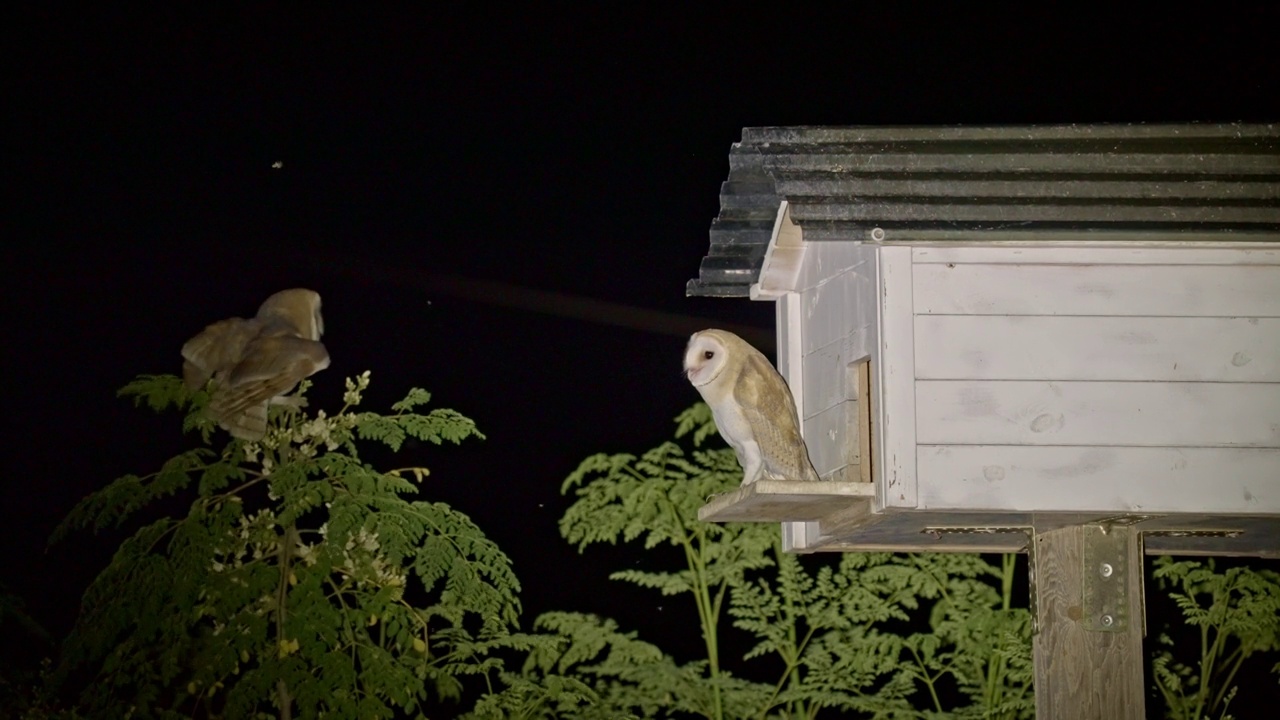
top-left (4, 4), bottom-right (1280, 678)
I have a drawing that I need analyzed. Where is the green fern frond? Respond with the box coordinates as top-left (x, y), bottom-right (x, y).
top-left (391, 387), bottom-right (433, 412)
top-left (55, 371), bottom-right (521, 718)
top-left (673, 403), bottom-right (720, 447)
top-left (117, 373), bottom-right (191, 412)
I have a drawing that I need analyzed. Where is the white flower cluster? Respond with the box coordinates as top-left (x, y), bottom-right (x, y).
top-left (344, 370), bottom-right (372, 406)
top-left (236, 372), bottom-right (373, 473)
top-left (210, 508), bottom-right (281, 576)
top-left (339, 527), bottom-right (407, 597)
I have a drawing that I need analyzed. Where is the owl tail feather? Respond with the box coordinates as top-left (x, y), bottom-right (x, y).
top-left (217, 403), bottom-right (269, 441)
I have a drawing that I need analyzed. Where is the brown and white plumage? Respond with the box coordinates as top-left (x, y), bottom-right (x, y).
top-left (683, 329), bottom-right (820, 485)
top-left (181, 288), bottom-right (330, 441)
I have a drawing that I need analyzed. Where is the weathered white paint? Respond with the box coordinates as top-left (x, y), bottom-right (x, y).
top-left (916, 445), bottom-right (1280, 514)
top-left (914, 263), bottom-right (1280, 317)
top-left (913, 245), bottom-right (1280, 265)
top-left (877, 246), bottom-right (917, 508)
top-left (750, 202), bottom-right (807, 300)
top-left (775, 292), bottom-right (803, 408)
top-left (781, 519), bottom-right (822, 553)
top-left (731, 235), bottom-right (1280, 555)
top-left (793, 238), bottom-right (865, 293)
top-left (916, 316), bottom-right (1280, 382)
top-left (916, 380), bottom-right (1280, 448)
top-left (776, 293), bottom-right (808, 554)
top-left (778, 244), bottom-right (883, 488)
top-left (800, 278), bottom-right (842, 354)
top-left (800, 254), bottom-right (878, 355)
top-left (804, 401), bottom-right (854, 479)
top-left (801, 339), bottom-right (846, 419)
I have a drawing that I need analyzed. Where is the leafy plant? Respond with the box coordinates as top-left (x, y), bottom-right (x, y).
top-left (51, 372), bottom-right (542, 719)
top-left (1150, 557), bottom-right (1280, 720)
top-left (483, 404), bottom-right (1035, 719)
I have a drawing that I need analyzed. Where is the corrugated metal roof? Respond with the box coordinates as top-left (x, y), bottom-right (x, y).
top-left (687, 123), bottom-right (1280, 297)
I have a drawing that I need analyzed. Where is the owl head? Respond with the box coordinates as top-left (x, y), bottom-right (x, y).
top-left (256, 288), bottom-right (324, 340)
top-left (683, 329), bottom-right (738, 387)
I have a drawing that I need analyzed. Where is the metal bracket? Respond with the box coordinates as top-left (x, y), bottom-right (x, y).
top-left (1081, 523), bottom-right (1138, 633)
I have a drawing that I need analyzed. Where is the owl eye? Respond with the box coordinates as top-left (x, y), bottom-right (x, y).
top-left (704, 351), bottom-right (715, 360)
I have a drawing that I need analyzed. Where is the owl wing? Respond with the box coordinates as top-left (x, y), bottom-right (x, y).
top-left (210, 336), bottom-right (330, 440)
top-left (181, 317), bottom-right (261, 390)
top-left (734, 352), bottom-right (821, 482)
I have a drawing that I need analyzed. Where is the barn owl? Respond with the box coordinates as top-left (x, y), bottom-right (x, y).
top-left (181, 288), bottom-right (330, 441)
top-left (683, 329), bottom-right (821, 485)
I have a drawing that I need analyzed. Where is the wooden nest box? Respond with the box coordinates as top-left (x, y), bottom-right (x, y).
top-left (688, 123), bottom-right (1280, 559)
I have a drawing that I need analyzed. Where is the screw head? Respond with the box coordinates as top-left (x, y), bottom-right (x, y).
top-left (1101, 614), bottom-right (1115, 627)
top-left (1100, 562), bottom-right (1114, 578)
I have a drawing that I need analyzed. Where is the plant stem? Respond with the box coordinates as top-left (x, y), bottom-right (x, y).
top-left (984, 553), bottom-right (1017, 716)
top-left (695, 532), bottom-right (724, 720)
top-left (906, 643), bottom-right (944, 713)
top-left (1211, 645), bottom-right (1247, 717)
top-left (656, 464), bottom-right (724, 720)
top-left (276, 523), bottom-right (297, 720)
top-left (775, 546), bottom-right (806, 719)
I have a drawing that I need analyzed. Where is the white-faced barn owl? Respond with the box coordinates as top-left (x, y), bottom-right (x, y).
top-left (683, 329), bottom-right (821, 485)
top-left (181, 288), bottom-right (330, 441)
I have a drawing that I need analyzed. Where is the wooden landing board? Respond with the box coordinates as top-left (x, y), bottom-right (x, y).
top-left (697, 480), bottom-right (875, 523)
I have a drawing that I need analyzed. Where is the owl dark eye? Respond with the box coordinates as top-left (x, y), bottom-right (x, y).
top-left (704, 351), bottom-right (715, 360)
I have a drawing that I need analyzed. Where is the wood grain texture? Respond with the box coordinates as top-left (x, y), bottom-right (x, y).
top-left (914, 263), bottom-right (1280, 317)
top-left (878, 246), bottom-right (917, 507)
top-left (800, 254), bottom-right (877, 353)
top-left (803, 400), bottom-right (854, 479)
top-left (916, 445), bottom-right (1280, 514)
top-left (915, 380), bottom-right (1280, 448)
top-left (697, 481), bottom-right (875, 523)
top-left (915, 315), bottom-right (1280, 382)
top-left (1032, 525), bottom-right (1145, 719)
top-left (801, 338), bottom-right (848, 418)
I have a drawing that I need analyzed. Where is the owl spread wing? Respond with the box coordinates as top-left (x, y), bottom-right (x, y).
top-left (734, 352), bottom-right (820, 482)
top-left (181, 317), bottom-right (262, 390)
top-left (209, 336), bottom-right (331, 441)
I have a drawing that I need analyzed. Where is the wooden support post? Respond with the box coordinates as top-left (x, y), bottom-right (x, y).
top-left (1030, 524), bottom-right (1146, 719)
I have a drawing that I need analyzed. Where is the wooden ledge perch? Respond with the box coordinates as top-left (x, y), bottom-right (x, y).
top-left (698, 481), bottom-right (876, 523)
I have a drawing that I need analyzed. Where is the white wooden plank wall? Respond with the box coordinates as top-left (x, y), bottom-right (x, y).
top-left (792, 244), bottom-right (879, 484)
top-left (914, 264), bottom-right (1280, 317)
top-left (917, 381), bottom-right (1280, 447)
top-left (915, 316), bottom-right (1280, 382)
top-left (911, 248), bottom-right (1280, 515)
top-left (913, 246), bottom-right (1280, 266)
top-left (877, 247), bottom-right (918, 506)
top-left (917, 446), bottom-right (1277, 514)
